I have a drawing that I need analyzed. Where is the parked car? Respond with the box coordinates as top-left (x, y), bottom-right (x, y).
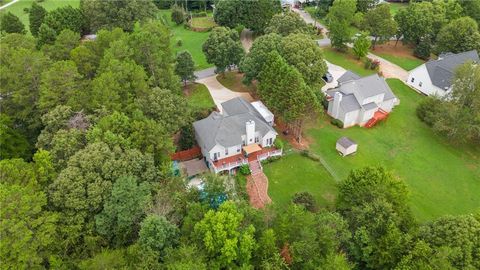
top-left (322, 72), bottom-right (333, 83)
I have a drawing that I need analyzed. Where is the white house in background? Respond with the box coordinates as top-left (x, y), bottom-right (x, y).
top-left (407, 50), bottom-right (479, 97)
top-left (325, 72), bottom-right (399, 128)
top-left (193, 97), bottom-right (281, 174)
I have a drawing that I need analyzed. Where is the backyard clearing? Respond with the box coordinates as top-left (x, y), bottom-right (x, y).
top-left (306, 79), bottom-right (480, 221)
top-left (159, 10), bottom-right (212, 70)
top-left (371, 41), bottom-right (425, 71)
top-left (0, 0), bottom-right (79, 33)
top-left (263, 153), bottom-right (338, 208)
top-left (323, 48), bottom-right (376, 77)
top-left (216, 71), bottom-right (256, 93)
top-left (184, 83), bottom-right (215, 111)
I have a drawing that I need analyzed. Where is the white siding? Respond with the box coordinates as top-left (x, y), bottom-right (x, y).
top-left (342, 110), bottom-right (360, 128)
top-left (407, 65), bottom-right (450, 97)
top-left (379, 99), bottom-right (396, 112)
top-left (261, 131), bottom-right (277, 147)
top-left (359, 108), bottom-right (376, 124)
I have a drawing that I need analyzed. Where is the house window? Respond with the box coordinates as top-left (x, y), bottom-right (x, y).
top-left (255, 137), bottom-right (259, 143)
top-left (225, 148), bottom-right (228, 156)
top-left (237, 147), bottom-right (240, 152)
top-left (249, 138), bottom-right (253, 142)
top-left (268, 138), bottom-right (273, 145)
top-left (419, 82), bottom-right (423, 87)
top-left (242, 140), bottom-right (246, 146)
top-left (411, 77), bottom-right (415, 83)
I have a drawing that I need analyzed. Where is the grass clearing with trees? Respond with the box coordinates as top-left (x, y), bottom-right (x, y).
top-left (0, 0), bottom-right (79, 33)
top-left (306, 79), bottom-right (480, 222)
top-left (216, 71), bottom-right (256, 93)
top-left (263, 153), bottom-right (338, 208)
top-left (323, 47), bottom-right (376, 76)
top-left (159, 10), bottom-right (212, 70)
top-left (184, 83), bottom-right (215, 111)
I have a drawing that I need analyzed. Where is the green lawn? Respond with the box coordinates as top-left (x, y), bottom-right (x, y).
top-left (190, 16), bottom-right (216, 29)
top-left (0, 0), bottom-right (79, 34)
top-left (388, 2), bottom-right (408, 16)
top-left (263, 153), bottom-right (338, 208)
top-left (159, 10), bottom-right (212, 70)
top-left (306, 79), bottom-right (480, 222)
top-left (216, 71), bottom-right (255, 93)
top-left (323, 47), bottom-right (376, 76)
top-left (185, 83), bottom-right (215, 111)
top-left (374, 51), bottom-right (424, 71)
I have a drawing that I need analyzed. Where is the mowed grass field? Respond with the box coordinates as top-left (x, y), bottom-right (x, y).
top-left (0, 0), bottom-right (79, 33)
top-left (263, 153), bottom-right (338, 209)
top-left (305, 79), bottom-right (480, 221)
top-left (323, 47), bottom-right (377, 76)
top-left (159, 10), bottom-right (212, 70)
top-left (374, 51), bottom-right (424, 71)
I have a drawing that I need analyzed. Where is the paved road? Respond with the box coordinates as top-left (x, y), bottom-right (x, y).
top-left (196, 75), bottom-right (253, 113)
top-left (194, 67), bottom-right (216, 80)
top-left (0, 0), bottom-right (19, 10)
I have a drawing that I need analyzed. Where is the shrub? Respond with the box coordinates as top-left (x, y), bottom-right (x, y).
top-left (192, 11), bottom-right (207, 18)
top-left (273, 138), bottom-right (284, 150)
top-left (260, 156), bottom-right (281, 165)
top-left (414, 39), bottom-right (431, 60)
top-left (171, 5), bottom-right (185, 25)
top-left (234, 174), bottom-right (249, 200)
top-left (330, 119), bottom-right (343, 128)
top-left (239, 164), bottom-right (251, 175)
top-left (176, 39), bottom-right (183, 47)
top-left (23, 7), bottom-right (30, 14)
top-left (352, 12), bottom-right (364, 29)
top-left (234, 24), bottom-right (245, 36)
top-left (416, 97), bottom-right (442, 126)
top-left (178, 125), bottom-right (196, 150)
top-left (292, 192), bottom-right (318, 212)
top-left (364, 58), bottom-right (380, 70)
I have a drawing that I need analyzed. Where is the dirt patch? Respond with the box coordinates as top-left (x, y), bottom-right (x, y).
top-left (372, 41), bottom-right (419, 60)
top-left (275, 120), bottom-right (311, 150)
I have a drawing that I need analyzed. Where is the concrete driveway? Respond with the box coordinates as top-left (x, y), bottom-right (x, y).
top-left (197, 75), bottom-right (253, 113)
top-left (321, 61), bottom-right (347, 92)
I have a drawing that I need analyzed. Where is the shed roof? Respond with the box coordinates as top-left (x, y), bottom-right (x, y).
top-left (337, 137), bottom-right (357, 149)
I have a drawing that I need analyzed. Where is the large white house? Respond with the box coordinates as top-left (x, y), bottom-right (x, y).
top-left (193, 97), bottom-right (281, 174)
top-left (406, 50), bottom-right (479, 97)
top-left (325, 73), bottom-right (399, 128)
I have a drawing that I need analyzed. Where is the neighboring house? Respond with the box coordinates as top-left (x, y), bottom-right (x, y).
top-left (407, 50), bottom-right (479, 97)
top-left (325, 72), bottom-right (399, 128)
top-left (193, 97), bottom-right (281, 174)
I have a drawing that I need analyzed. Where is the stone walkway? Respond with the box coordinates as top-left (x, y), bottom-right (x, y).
top-left (196, 75), bottom-right (253, 113)
top-left (246, 161), bottom-right (272, 209)
top-left (240, 29), bottom-right (254, 53)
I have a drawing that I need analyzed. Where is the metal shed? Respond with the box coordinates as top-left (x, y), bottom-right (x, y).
top-left (336, 137), bottom-right (357, 156)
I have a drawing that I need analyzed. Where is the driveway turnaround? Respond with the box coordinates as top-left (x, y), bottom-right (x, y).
top-left (196, 75), bottom-right (253, 113)
top-left (322, 61), bottom-right (347, 92)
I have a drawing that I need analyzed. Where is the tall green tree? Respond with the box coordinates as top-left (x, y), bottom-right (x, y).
top-left (435, 17), bottom-right (480, 54)
top-left (363, 4), bottom-right (397, 48)
top-left (329, 19), bottom-right (352, 51)
top-left (81, 0), bottom-right (158, 32)
top-left (194, 201), bottom-right (256, 268)
top-left (95, 176), bottom-right (151, 246)
top-left (265, 11), bottom-right (311, 37)
top-left (202, 27), bottom-right (245, 75)
top-left (459, 0), bottom-right (480, 25)
top-left (0, 114), bottom-right (31, 160)
top-left (138, 214), bottom-right (178, 253)
top-left (258, 51), bottom-right (318, 142)
top-left (175, 51), bottom-right (196, 87)
top-left (280, 33), bottom-right (327, 86)
top-left (37, 23), bottom-right (57, 48)
top-left (43, 6), bottom-right (85, 35)
top-left (42, 29), bottom-right (80, 61)
top-left (240, 33), bottom-right (282, 84)
top-left (0, 12), bottom-right (26, 34)
top-left (356, 0), bottom-right (379, 13)
top-left (352, 32), bottom-right (371, 59)
top-left (326, 0), bottom-right (357, 24)
top-left (39, 60), bottom-right (84, 114)
top-left (29, 2), bottom-right (47, 37)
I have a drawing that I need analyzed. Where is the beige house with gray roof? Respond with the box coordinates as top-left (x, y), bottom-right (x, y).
top-left (193, 97), bottom-right (280, 173)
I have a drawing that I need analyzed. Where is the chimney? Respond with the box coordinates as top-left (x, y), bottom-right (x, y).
top-left (246, 120), bottom-right (255, 145)
top-left (333, 92), bottom-right (343, 119)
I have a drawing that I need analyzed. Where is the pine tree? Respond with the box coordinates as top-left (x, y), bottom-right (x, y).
top-left (29, 2), bottom-right (47, 37)
top-left (0, 12), bottom-right (26, 34)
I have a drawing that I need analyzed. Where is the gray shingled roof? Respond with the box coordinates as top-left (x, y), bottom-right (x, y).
top-left (326, 74), bottom-right (397, 113)
top-left (337, 137), bottom-right (356, 148)
top-left (193, 97), bottom-right (276, 151)
top-left (425, 50), bottom-right (479, 90)
top-left (337, 70), bottom-right (361, 84)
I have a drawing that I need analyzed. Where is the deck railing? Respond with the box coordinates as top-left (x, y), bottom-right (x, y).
top-left (257, 148), bottom-right (283, 161)
top-left (210, 158), bottom-right (248, 173)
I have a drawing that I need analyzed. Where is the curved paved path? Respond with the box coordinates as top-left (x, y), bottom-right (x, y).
top-left (0, 0), bottom-right (20, 10)
top-left (196, 75), bottom-right (253, 113)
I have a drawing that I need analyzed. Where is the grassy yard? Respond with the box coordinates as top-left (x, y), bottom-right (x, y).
top-left (263, 153), bottom-right (338, 208)
top-left (159, 10), bottom-right (212, 70)
top-left (306, 79), bottom-right (480, 222)
top-left (323, 47), bottom-right (376, 76)
top-left (374, 52), bottom-right (424, 71)
top-left (216, 71), bottom-right (256, 93)
top-left (184, 83), bottom-right (215, 111)
top-left (190, 15), bottom-right (216, 29)
top-left (388, 2), bottom-right (408, 15)
top-left (0, 0), bottom-right (79, 34)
